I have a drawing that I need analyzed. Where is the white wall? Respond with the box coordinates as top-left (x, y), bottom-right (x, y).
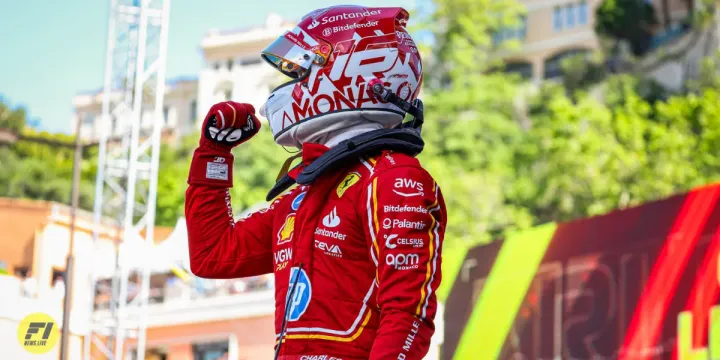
top-left (0, 276), bottom-right (84, 360)
top-left (197, 59), bottom-right (274, 131)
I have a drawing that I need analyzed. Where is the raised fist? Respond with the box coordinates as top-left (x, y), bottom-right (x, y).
top-left (201, 101), bottom-right (261, 148)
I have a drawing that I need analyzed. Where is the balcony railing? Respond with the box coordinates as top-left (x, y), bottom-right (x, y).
top-left (91, 275), bottom-right (275, 328)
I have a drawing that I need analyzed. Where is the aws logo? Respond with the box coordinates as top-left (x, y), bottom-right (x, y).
top-left (393, 178), bottom-right (424, 197)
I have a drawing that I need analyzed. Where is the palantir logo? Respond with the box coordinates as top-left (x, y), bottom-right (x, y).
top-left (322, 206), bottom-right (341, 228)
top-left (286, 267), bottom-right (312, 321)
top-left (17, 312), bottom-right (60, 354)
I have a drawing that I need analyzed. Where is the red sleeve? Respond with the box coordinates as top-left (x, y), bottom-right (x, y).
top-left (185, 145), bottom-right (277, 279)
top-left (365, 165), bottom-right (446, 360)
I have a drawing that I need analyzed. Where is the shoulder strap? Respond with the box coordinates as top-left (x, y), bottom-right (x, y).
top-left (265, 128), bottom-right (424, 201)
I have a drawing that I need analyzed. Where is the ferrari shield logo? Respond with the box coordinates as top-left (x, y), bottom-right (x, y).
top-left (277, 213), bottom-right (296, 245)
top-left (336, 172), bottom-right (361, 198)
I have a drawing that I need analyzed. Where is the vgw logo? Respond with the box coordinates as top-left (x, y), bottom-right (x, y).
top-left (17, 313), bottom-right (60, 354)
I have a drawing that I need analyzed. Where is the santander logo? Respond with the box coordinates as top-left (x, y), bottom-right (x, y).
top-left (322, 207), bottom-right (341, 228)
top-left (307, 19), bottom-right (320, 29)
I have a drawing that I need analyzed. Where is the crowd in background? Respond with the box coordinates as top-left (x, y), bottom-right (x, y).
top-left (1, 264), bottom-right (272, 309)
top-left (0, 268), bottom-right (66, 304)
top-left (93, 272), bottom-right (273, 310)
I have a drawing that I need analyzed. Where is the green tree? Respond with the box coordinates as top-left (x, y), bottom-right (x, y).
top-left (419, 0), bottom-right (529, 247)
top-left (0, 97), bottom-right (27, 133)
top-left (595, 0), bottom-right (658, 56)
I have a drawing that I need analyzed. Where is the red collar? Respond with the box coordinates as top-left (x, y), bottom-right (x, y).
top-left (287, 143), bottom-right (330, 180)
top-left (301, 142), bottom-right (330, 164)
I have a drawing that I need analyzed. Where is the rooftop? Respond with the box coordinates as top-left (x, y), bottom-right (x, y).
top-left (74, 74), bottom-right (199, 103)
top-left (201, 13), bottom-right (295, 49)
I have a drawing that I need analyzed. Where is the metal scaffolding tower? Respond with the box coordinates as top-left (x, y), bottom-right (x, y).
top-left (87, 0), bottom-right (171, 359)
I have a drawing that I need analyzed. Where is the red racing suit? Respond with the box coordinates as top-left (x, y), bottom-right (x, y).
top-left (185, 143), bottom-right (446, 359)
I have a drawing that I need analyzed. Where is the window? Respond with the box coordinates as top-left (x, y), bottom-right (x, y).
top-left (82, 114), bottom-right (96, 125)
top-left (239, 57), bottom-right (262, 66)
top-left (190, 100), bottom-right (197, 121)
top-left (492, 16), bottom-right (528, 46)
top-left (578, 1), bottom-right (588, 25)
top-left (553, 7), bottom-right (563, 31)
top-left (163, 106), bottom-right (169, 124)
top-left (225, 90), bottom-right (232, 101)
top-left (504, 62), bottom-right (533, 79)
top-left (566, 4), bottom-right (576, 28)
top-left (192, 342), bottom-right (229, 360)
top-left (227, 58), bottom-right (234, 71)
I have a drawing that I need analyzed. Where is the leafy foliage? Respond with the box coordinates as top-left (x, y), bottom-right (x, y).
top-left (0, 98), bottom-right (27, 133)
top-left (595, 0), bottom-right (658, 55)
top-left (0, 120), bottom-right (95, 209)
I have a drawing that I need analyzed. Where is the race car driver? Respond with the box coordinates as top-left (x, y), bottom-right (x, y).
top-left (185, 5), bottom-right (446, 359)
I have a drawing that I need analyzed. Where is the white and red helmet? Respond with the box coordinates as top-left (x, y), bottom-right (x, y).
top-left (259, 5), bottom-right (423, 147)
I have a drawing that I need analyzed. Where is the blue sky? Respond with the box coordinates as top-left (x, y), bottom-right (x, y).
top-left (0, 0), bottom-right (416, 133)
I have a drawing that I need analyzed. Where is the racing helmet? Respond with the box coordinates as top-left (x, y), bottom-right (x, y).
top-left (259, 5), bottom-right (423, 147)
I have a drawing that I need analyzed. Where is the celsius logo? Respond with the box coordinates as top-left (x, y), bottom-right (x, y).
top-left (322, 207), bottom-right (340, 227)
top-left (385, 234), bottom-right (424, 249)
top-left (385, 234), bottom-right (399, 249)
top-left (308, 19), bottom-right (320, 29)
top-left (292, 191), bottom-right (307, 211)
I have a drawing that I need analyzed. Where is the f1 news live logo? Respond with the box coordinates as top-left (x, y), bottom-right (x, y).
top-left (16, 312), bottom-right (60, 354)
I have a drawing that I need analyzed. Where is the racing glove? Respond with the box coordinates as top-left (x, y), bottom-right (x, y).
top-left (187, 101), bottom-right (261, 188)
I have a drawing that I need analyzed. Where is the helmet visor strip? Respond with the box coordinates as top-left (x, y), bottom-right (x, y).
top-left (261, 33), bottom-right (316, 79)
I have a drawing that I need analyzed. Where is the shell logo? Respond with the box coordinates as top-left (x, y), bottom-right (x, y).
top-left (278, 214), bottom-right (296, 245)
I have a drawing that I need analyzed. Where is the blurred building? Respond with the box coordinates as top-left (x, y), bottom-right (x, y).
top-left (72, 77), bottom-right (198, 143)
top-left (498, 0), bottom-right (700, 84)
top-left (0, 198), bottom-right (277, 359)
top-left (0, 197), bottom-right (123, 359)
top-left (72, 13), bottom-right (292, 143)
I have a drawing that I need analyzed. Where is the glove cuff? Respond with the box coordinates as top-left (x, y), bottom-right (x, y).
top-left (188, 143), bottom-right (234, 188)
